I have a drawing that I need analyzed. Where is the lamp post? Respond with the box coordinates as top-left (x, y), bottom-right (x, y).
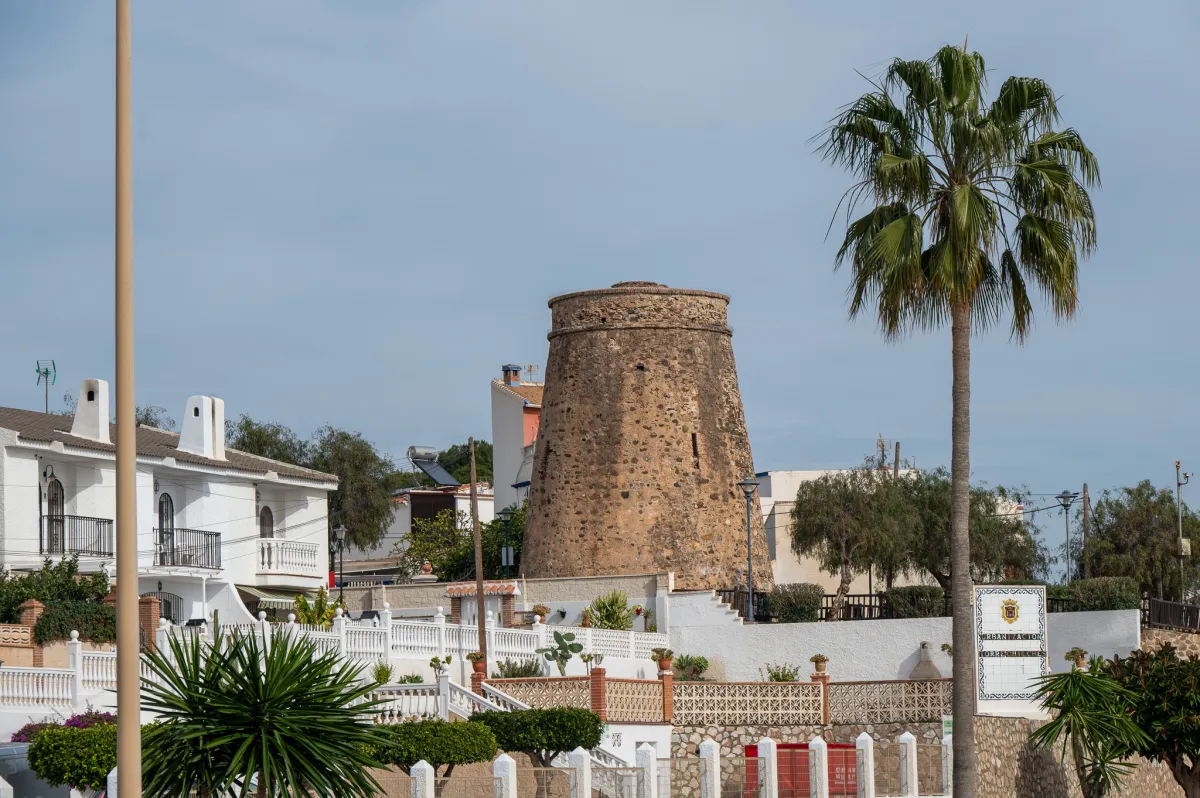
top-left (1056, 490), bottom-right (1080, 584)
top-left (497, 507), bottom-right (514, 579)
top-left (738, 476), bottom-right (759, 622)
top-left (1177, 461), bottom-right (1191, 601)
top-left (333, 524), bottom-right (347, 601)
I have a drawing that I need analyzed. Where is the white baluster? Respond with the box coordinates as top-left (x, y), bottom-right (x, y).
top-left (855, 733), bottom-right (875, 798)
top-left (434, 607), bottom-right (447, 659)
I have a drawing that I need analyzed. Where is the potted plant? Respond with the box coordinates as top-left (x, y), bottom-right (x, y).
top-left (466, 651), bottom-right (486, 674)
top-left (651, 647), bottom-right (674, 672)
top-left (531, 604), bottom-right (551, 622)
top-left (580, 608), bottom-right (593, 628)
top-left (1065, 647), bottom-right (1088, 670)
top-left (632, 604), bottom-right (644, 617)
top-left (429, 655), bottom-right (452, 675)
top-left (556, 608), bottom-right (567, 619)
top-left (809, 654), bottom-right (829, 674)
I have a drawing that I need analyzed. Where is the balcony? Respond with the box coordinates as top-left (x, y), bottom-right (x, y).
top-left (153, 528), bottom-right (222, 570)
top-left (39, 515), bottom-right (114, 557)
top-left (256, 539), bottom-right (322, 580)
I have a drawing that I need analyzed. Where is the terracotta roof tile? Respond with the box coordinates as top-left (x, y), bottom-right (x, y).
top-left (0, 406), bottom-right (336, 484)
top-left (492, 381), bottom-right (544, 407)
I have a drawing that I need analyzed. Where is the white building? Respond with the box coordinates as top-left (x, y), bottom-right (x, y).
top-left (0, 380), bottom-right (337, 624)
top-left (490, 364), bottom-right (542, 512)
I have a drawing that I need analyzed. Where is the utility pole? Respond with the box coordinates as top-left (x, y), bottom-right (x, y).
top-left (1081, 484), bottom-right (1090, 580)
top-left (469, 438), bottom-right (487, 665)
top-left (1178, 461), bottom-right (1191, 602)
top-left (114, 1), bottom-right (141, 796)
top-left (893, 441), bottom-right (900, 479)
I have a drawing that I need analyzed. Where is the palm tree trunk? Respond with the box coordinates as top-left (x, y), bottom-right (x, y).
top-left (950, 299), bottom-right (976, 798)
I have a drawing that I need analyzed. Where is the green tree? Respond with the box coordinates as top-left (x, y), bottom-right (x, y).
top-left (141, 627), bottom-right (386, 798)
top-left (396, 504), bottom-right (526, 581)
top-left (436, 441), bottom-right (493, 485)
top-left (225, 414), bottom-right (311, 466)
top-left (474, 708), bottom-right (603, 768)
top-left (790, 459), bottom-right (915, 616)
top-left (309, 426), bottom-right (397, 551)
top-left (135, 405), bottom-right (176, 431)
top-left (1030, 658), bottom-right (1151, 798)
top-left (1081, 481), bottom-right (1200, 601)
top-left (819, 44), bottom-right (1098, 794)
top-left (897, 467), bottom-right (1046, 590)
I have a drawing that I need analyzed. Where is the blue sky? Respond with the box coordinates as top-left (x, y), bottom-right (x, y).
top-left (2, 1), bottom-right (1198, 509)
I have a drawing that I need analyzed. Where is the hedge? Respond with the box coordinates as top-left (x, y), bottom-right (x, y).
top-left (474, 708), bottom-right (603, 768)
top-left (27, 724), bottom-right (117, 791)
top-left (369, 720), bottom-right (496, 776)
top-left (33, 601), bottom-right (116, 645)
top-left (767, 583), bottom-right (823, 623)
top-left (1071, 577), bottom-right (1140, 611)
top-left (886, 586), bottom-right (946, 618)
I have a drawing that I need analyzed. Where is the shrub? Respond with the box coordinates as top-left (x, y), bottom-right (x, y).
top-left (371, 661), bottom-right (395, 684)
top-left (886, 586), bottom-right (946, 618)
top-left (0, 556), bottom-right (110, 624)
top-left (11, 721), bottom-right (57, 743)
top-left (475, 708), bottom-right (604, 768)
top-left (588, 591), bottom-right (634, 631)
top-left (64, 708), bottom-right (115, 730)
top-left (674, 654), bottom-right (709, 681)
top-left (1071, 577), bottom-right (1141, 611)
top-left (370, 720), bottom-right (496, 777)
top-left (493, 658), bottom-right (544, 678)
top-left (767, 583), bottom-right (823, 623)
top-left (760, 663), bottom-right (803, 682)
top-left (398, 674), bottom-right (425, 684)
top-left (28, 724), bottom-right (117, 791)
top-left (34, 601), bottom-right (116, 645)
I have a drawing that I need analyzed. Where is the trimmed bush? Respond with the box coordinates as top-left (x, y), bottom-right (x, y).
top-left (33, 601), bottom-right (116, 645)
top-left (27, 724), bottom-right (117, 791)
top-left (767, 583), bottom-right (823, 623)
top-left (474, 708), bottom-right (603, 768)
top-left (886, 586), bottom-right (946, 618)
top-left (1045, 583), bottom-right (1075, 602)
top-left (10, 721), bottom-right (56, 744)
top-left (370, 720), bottom-right (496, 777)
top-left (1071, 577), bottom-right (1140, 611)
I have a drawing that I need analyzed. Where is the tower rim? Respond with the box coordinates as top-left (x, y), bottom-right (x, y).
top-left (547, 284), bottom-right (730, 308)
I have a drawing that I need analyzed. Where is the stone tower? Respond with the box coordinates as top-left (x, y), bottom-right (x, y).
top-left (522, 282), bottom-right (771, 591)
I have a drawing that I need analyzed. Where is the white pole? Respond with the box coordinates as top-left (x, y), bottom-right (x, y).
top-left (698, 739), bottom-right (720, 798)
top-left (808, 736), bottom-right (829, 798)
top-left (409, 761), bottom-right (434, 798)
top-left (897, 732), bottom-right (918, 798)
top-left (755, 737), bottom-right (778, 798)
top-left (568, 747), bottom-right (592, 798)
top-left (855, 733), bottom-right (875, 798)
top-left (493, 754), bottom-right (517, 798)
top-left (635, 743), bottom-right (658, 798)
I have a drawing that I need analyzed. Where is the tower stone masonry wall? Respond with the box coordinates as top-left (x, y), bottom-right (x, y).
top-left (523, 282), bottom-right (772, 591)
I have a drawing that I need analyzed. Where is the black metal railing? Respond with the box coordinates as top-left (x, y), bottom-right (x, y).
top-left (39, 514), bottom-right (114, 556)
top-left (140, 590), bottom-right (186, 624)
top-left (153, 527), bottom-right (222, 569)
top-left (1048, 597), bottom-right (1079, 613)
top-left (1144, 597), bottom-right (1200, 632)
top-left (716, 588), bottom-right (772, 621)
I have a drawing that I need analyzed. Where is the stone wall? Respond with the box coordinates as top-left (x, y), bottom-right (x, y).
top-left (974, 715), bottom-right (1180, 798)
top-left (1142, 626), bottom-right (1200, 657)
top-left (524, 282), bottom-right (770, 591)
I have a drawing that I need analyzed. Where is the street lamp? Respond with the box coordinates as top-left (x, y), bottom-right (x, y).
top-left (497, 507), bottom-right (514, 579)
top-left (738, 476), bottom-right (760, 623)
top-left (1056, 490), bottom-right (1080, 584)
top-left (333, 524), bottom-right (347, 601)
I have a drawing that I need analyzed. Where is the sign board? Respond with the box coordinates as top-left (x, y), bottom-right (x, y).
top-left (941, 714), bottom-right (953, 738)
top-left (974, 585), bottom-right (1048, 717)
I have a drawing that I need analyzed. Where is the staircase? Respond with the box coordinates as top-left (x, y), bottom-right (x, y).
top-left (667, 590), bottom-right (745, 627)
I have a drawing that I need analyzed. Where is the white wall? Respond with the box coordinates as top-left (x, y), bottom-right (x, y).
top-left (670, 610), bottom-right (1142, 682)
top-left (491, 384), bottom-right (525, 512)
top-left (600, 723), bottom-right (672, 764)
top-left (666, 591), bottom-right (742, 628)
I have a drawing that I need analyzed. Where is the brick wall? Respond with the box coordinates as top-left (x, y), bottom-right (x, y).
top-left (1142, 626), bottom-right (1200, 657)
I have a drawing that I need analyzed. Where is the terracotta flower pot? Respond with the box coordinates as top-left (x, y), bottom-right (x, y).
top-left (658, 658), bottom-right (672, 672)
top-left (471, 660), bottom-right (486, 674)
top-left (813, 660), bottom-right (827, 673)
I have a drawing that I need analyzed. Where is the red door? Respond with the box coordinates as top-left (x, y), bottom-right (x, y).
top-left (746, 743), bottom-right (857, 798)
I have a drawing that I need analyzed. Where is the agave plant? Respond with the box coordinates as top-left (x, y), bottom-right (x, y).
top-left (141, 626), bottom-right (387, 798)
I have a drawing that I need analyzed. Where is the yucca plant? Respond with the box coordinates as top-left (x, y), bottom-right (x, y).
top-left (141, 627), bottom-right (387, 798)
top-left (820, 44), bottom-right (1098, 797)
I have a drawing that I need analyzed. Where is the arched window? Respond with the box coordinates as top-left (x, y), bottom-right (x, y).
top-left (44, 476), bottom-right (65, 553)
top-left (259, 506), bottom-right (274, 539)
top-left (158, 493), bottom-right (175, 531)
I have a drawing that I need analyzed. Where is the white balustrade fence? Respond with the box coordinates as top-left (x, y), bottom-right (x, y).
top-left (0, 667), bottom-right (73, 707)
top-left (81, 652), bottom-right (118, 691)
top-left (256, 538), bottom-right (321, 577)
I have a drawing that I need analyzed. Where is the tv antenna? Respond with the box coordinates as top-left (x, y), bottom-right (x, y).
top-left (523, 363), bottom-right (540, 382)
top-left (35, 360), bottom-right (57, 414)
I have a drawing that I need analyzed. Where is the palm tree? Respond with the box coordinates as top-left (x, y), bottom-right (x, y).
top-left (819, 44), bottom-right (1099, 797)
top-left (141, 627), bottom-right (387, 798)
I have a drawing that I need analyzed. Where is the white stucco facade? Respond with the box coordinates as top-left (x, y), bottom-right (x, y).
top-left (490, 366), bottom-right (542, 512)
top-left (0, 381), bottom-right (337, 624)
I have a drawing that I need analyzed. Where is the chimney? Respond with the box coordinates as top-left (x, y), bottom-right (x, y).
top-left (177, 395), bottom-right (226, 461)
top-left (501, 364), bottom-right (522, 386)
top-left (70, 379), bottom-right (111, 444)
